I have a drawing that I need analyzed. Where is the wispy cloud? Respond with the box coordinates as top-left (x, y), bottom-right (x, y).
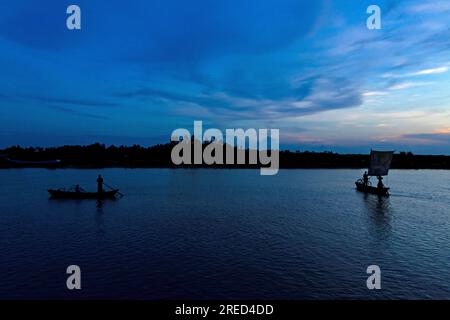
top-left (402, 131), bottom-right (450, 143)
top-left (383, 66), bottom-right (448, 78)
top-left (10, 93), bottom-right (119, 108)
top-left (412, 66), bottom-right (448, 76)
top-left (362, 91), bottom-right (388, 97)
top-left (388, 82), bottom-right (432, 91)
top-left (408, 1), bottom-right (450, 14)
top-left (49, 106), bottom-right (109, 120)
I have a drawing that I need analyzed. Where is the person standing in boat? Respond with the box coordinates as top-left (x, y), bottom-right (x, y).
top-left (97, 175), bottom-right (104, 194)
top-left (363, 171), bottom-right (369, 186)
top-left (377, 175), bottom-right (384, 189)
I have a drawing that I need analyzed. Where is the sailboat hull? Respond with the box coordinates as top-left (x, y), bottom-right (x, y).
top-left (355, 181), bottom-right (389, 196)
top-left (48, 189), bottom-right (119, 199)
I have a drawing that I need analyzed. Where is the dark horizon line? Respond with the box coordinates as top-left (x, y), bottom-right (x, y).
top-left (1, 142), bottom-right (450, 170)
top-left (0, 141), bottom-right (424, 156)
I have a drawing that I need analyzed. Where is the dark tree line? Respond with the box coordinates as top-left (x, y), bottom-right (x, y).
top-left (1, 143), bottom-right (450, 169)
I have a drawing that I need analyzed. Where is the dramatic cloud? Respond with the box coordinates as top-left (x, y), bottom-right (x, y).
top-left (0, 0), bottom-right (449, 153)
top-left (403, 129), bottom-right (450, 143)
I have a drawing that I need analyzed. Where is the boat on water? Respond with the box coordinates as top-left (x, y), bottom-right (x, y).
top-left (48, 188), bottom-right (119, 199)
top-left (355, 150), bottom-right (394, 196)
top-left (48, 177), bottom-right (122, 199)
top-left (355, 180), bottom-right (389, 196)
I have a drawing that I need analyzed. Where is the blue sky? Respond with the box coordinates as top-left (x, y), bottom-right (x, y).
top-left (0, 0), bottom-right (449, 153)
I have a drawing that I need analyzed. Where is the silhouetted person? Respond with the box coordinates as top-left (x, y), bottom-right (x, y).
top-left (97, 175), bottom-right (103, 193)
top-left (377, 175), bottom-right (384, 189)
top-left (75, 184), bottom-right (81, 193)
top-left (363, 171), bottom-right (369, 186)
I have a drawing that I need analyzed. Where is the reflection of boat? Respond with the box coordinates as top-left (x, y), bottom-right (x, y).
top-left (355, 179), bottom-right (389, 196)
top-left (48, 189), bottom-right (119, 199)
top-left (356, 150), bottom-right (393, 196)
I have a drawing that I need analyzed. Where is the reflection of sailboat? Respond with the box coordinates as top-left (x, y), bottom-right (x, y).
top-left (355, 150), bottom-right (394, 196)
top-left (361, 194), bottom-right (392, 240)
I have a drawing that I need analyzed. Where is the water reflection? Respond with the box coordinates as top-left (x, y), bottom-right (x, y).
top-left (95, 200), bottom-right (106, 240)
top-left (361, 193), bottom-right (392, 239)
top-left (96, 199), bottom-right (104, 211)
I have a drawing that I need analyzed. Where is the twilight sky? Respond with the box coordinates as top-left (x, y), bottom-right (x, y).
top-left (0, 0), bottom-right (449, 153)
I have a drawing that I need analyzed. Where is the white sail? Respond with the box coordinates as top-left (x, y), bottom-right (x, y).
top-left (368, 150), bottom-right (394, 176)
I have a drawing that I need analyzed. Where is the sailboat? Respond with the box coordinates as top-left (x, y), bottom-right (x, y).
top-left (355, 150), bottom-right (394, 196)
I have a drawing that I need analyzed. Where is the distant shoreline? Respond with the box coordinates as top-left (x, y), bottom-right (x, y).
top-left (1, 166), bottom-right (449, 171)
top-left (1, 143), bottom-right (450, 170)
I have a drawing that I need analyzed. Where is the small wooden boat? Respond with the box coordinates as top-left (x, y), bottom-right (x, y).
top-left (355, 181), bottom-right (389, 196)
top-left (48, 189), bottom-right (119, 199)
top-left (355, 150), bottom-right (393, 197)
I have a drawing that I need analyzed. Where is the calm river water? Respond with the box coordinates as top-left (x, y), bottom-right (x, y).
top-left (1, 169), bottom-right (449, 299)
